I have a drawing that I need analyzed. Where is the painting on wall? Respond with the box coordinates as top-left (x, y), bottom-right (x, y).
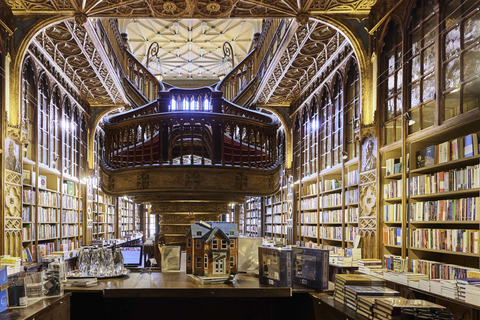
top-left (5, 137), bottom-right (21, 173)
top-left (361, 135), bottom-right (377, 172)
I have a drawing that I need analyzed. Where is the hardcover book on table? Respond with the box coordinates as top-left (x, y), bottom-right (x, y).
top-left (258, 246), bottom-right (292, 287)
top-left (292, 247), bottom-right (329, 290)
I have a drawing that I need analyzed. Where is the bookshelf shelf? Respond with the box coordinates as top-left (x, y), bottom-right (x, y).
top-left (411, 154), bottom-right (480, 174)
top-left (409, 188), bottom-right (480, 200)
top-left (384, 173), bottom-right (403, 180)
top-left (409, 220), bottom-right (480, 225)
top-left (409, 247), bottom-right (479, 257)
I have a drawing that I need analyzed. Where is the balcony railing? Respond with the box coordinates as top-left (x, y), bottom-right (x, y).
top-left (102, 86), bottom-right (278, 170)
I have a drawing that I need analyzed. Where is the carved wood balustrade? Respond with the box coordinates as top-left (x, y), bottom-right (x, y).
top-left (126, 50), bottom-right (164, 102)
top-left (102, 86), bottom-right (279, 172)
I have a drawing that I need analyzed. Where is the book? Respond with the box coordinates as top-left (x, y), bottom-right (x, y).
top-left (438, 141), bottom-right (450, 163)
top-left (66, 181), bottom-right (75, 196)
top-left (425, 145), bottom-right (436, 166)
top-left (464, 133), bottom-right (479, 158)
top-left (416, 149), bottom-right (426, 168)
top-left (376, 297), bottom-right (445, 314)
top-left (39, 175), bottom-right (47, 189)
top-left (393, 157), bottom-right (402, 174)
top-left (22, 170), bottom-right (31, 185)
top-left (451, 137), bottom-right (464, 161)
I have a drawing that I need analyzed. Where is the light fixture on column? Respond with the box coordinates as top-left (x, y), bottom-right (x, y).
top-left (405, 112), bottom-right (416, 126)
top-left (218, 42), bottom-right (234, 80)
top-left (342, 151), bottom-right (348, 160)
top-left (146, 41), bottom-right (163, 81)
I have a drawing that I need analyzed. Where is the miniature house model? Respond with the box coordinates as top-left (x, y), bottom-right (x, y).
top-left (185, 221), bottom-right (238, 277)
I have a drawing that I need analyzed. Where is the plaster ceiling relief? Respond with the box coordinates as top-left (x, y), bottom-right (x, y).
top-left (124, 18), bottom-right (260, 81)
top-left (7, 0), bottom-right (376, 17)
top-left (34, 20), bottom-right (125, 106)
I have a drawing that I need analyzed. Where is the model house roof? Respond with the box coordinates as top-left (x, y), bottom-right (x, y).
top-left (204, 227), bottom-right (230, 244)
top-left (185, 223), bottom-right (212, 239)
top-left (186, 221), bottom-right (238, 239)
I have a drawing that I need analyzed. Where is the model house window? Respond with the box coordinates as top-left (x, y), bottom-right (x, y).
top-left (212, 239), bottom-right (218, 249)
top-left (196, 231), bottom-right (202, 236)
top-left (230, 239), bottom-right (235, 249)
top-left (230, 256), bottom-right (235, 268)
top-left (221, 240), bottom-right (228, 249)
top-left (204, 254), bottom-right (208, 268)
top-left (196, 239), bottom-right (201, 249)
top-left (229, 231), bottom-right (234, 236)
top-left (187, 254), bottom-right (191, 267)
top-left (196, 257), bottom-right (202, 268)
top-left (187, 238), bottom-right (191, 248)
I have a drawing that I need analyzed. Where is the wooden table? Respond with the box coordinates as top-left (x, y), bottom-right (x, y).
top-left (66, 272), bottom-right (328, 320)
top-left (0, 293), bottom-right (71, 320)
top-left (313, 297), bottom-right (369, 320)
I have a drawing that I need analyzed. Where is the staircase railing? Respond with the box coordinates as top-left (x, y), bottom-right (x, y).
top-left (102, 87), bottom-right (278, 170)
top-left (216, 19), bottom-right (286, 104)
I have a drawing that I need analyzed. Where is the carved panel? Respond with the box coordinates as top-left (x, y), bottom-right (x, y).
top-left (4, 171), bottom-right (23, 258)
top-left (137, 172), bottom-right (149, 189)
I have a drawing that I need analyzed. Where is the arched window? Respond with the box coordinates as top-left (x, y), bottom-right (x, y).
top-left (345, 61), bottom-right (360, 159)
top-left (63, 99), bottom-right (72, 175)
top-left (332, 76), bottom-right (343, 166)
top-left (407, 0), bottom-right (436, 133)
top-left (51, 89), bottom-right (61, 170)
top-left (319, 90), bottom-right (332, 169)
top-left (22, 59), bottom-right (36, 160)
top-left (38, 75), bottom-right (50, 166)
top-left (381, 21), bottom-right (403, 145)
top-left (443, 0), bottom-right (480, 120)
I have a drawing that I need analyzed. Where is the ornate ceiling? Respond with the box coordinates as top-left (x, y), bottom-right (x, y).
top-left (258, 20), bottom-right (349, 105)
top-left (124, 18), bottom-right (259, 81)
top-left (7, 0), bottom-right (378, 18)
top-left (31, 19), bottom-right (127, 107)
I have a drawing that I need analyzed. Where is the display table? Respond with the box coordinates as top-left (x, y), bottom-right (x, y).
top-left (0, 293), bottom-right (71, 320)
top-left (66, 272), bottom-right (330, 320)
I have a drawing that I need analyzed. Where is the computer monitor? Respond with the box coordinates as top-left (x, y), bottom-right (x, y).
top-left (121, 246), bottom-right (143, 267)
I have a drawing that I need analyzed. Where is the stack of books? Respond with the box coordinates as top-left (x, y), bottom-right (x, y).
top-left (419, 278), bottom-right (432, 291)
top-left (430, 279), bottom-right (444, 295)
top-left (457, 278), bottom-right (480, 301)
top-left (441, 279), bottom-right (459, 299)
top-left (397, 272), bottom-right (429, 287)
top-left (358, 259), bottom-right (382, 274)
top-left (336, 256), bottom-right (353, 266)
top-left (465, 284), bottom-right (480, 305)
top-left (333, 274), bottom-right (386, 304)
top-left (357, 296), bottom-right (378, 319)
top-left (373, 297), bottom-right (445, 320)
top-left (344, 285), bottom-right (399, 311)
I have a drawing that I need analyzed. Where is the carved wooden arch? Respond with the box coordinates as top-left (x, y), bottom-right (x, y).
top-left (376, 14), bottom-right (405, 56)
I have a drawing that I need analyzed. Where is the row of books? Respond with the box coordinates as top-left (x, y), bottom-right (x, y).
top-left (383, 255), bottom-right (408, 272)
top-left (21, 224), bottom-right (34, 241)
top-left (346, 226), bottom-right (359, 242)
top-left (349, 207), bottom-right (359, 223)
top-left (409, 228), bottom-right (479, 254)
top-left (22, 206), bottom-right (32, 222)
top-left (383, 227), bottom-right (402, 246)
top-left (301, 182), bottom-right (318, 196)
top-left (345, 189), bottom-right (358, 204)
top-left (383, 204), bottom-right (402, 222)
top-left (22, 189), bottom-right (35, 204)
top-left (62, 181), bottom-right (76, 196)
top-left (301, 212), bottom-right (318, 223)
top-left (62, 195), bottom-right (79, 210)
top-left (322, 193), bottom-right (342, 207)
top-left (300, 198), bottom-right (318, 210)
top-left (347, 169), bottom-right (359, 186)
top-left (411, 165), bottom-right (479, 196)
top-left (61, 210), bottom-right (78, 223)
top-left (265, 215), bottom-right (284, 224)
top-left (61, 225), bottom-right (78, 237)
top-left (319, 226), bottom-right (342, 240)
top-left (301, 225), bottom-right (317, 238)
top-left (410, 258), bottom-right (479, 280)
top-left (325, 178), bottom-right (341, 191)
top-left (385, 157), bottom-right (402, 176)
top-left (383, 180), bottom-right (402, 199)
top-left (415, 133), bottom-right (479, 169)
top-left (409, 197), bottom-right (479, 221)
top-left (36, 243), bottom-right (56, 261)
top-left (38, 224), bottom-right (57, 239)
top-left (358, 259), bottom-right (382, 274)
top-left (38, 190), bottom-right (59, 207)
top-left (38, 207), bottom-right (57, 223)
top-left (322, 210), bottom-right (342, 223)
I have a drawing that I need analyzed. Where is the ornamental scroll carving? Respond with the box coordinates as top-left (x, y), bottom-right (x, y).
top-left (4, 170), bottom-right (23, 258)
top-left (359, 130), bottom-right (378, 259)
